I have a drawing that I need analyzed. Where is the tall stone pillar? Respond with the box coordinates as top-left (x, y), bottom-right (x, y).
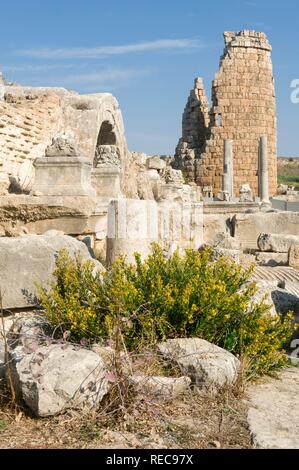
top-left (223, 139), bottom-right (234, 198)
top-left (259, 135), bottom-right (270, 203)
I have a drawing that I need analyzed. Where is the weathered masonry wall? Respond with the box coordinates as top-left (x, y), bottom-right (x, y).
top-left (174, 30), bottom-right (277, 197)
top-left (0, 80), bottom-right (127, 192)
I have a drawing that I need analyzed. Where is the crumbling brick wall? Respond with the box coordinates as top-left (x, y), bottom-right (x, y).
top-left (0, 90), bottom-right (61, 191)
top-left (174, 30), bottom-right (277, 197)
top-left (0, 81), bottom-right (128, 193)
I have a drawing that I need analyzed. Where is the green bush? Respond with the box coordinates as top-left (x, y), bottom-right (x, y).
top-left (38, 245), bottom-right (296, 376)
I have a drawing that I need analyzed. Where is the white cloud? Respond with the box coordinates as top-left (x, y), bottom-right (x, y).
top-left (15, 68), bottom-right (151, 92)
top-left (16, 38), bottom-right (202, 59)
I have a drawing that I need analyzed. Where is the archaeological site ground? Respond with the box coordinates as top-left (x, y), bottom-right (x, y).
top-left (0, 22), bottom-right (299, 452)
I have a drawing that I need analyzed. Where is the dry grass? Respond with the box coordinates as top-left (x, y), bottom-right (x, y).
top-left (0, 384), bottom-right (252, 449)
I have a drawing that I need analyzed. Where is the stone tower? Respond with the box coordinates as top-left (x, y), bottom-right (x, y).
top-left (174, 30), bottom-right (277, 197)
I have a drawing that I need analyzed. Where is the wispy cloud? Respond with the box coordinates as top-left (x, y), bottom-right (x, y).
top-left (16, 38), bottom-right (202, 59)
top-left (243, 1), bottom-right (257, 6)
top-left (57, 68), bottom-right (149, 86)
top-left (12, 68), bottom-right (152, 92)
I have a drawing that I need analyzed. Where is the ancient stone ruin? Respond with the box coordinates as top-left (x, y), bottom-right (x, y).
top-left (174, 30), bottom-right (277, 200)
top-left (0, 30), bottom-right (299, 450)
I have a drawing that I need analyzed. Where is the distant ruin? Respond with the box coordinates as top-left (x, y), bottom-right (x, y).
top-left (174, 30), bottom-right (277, 198)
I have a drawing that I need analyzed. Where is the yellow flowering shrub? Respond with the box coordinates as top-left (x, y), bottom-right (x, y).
top-left (38, 246), bottom-right (296, 376)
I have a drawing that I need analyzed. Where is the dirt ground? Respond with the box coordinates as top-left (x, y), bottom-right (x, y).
top-left (0, 385), bottom-right (252, 450)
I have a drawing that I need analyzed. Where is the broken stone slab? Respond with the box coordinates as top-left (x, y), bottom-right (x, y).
top-left (11, 344), bottom-right (110, 417)
top-left (258, 233), bottom-right (299, 253)
top-left (289, 244), bottom-right (299, 269)
top-left (0, 234), bottom-right (105, 310)
top-left (255, 252), bottom-right (288, 267)
top-left (157, 338), bottom-right (240, 393)
top-left (129, 375), bottom-right (191, 399)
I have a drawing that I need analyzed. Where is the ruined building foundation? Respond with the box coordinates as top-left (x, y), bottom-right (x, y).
top-left (174, 30), bottom-right (277, 198)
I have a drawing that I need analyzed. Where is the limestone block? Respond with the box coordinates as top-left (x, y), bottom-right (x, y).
top-left (157, 338), bottom-right (240, 393)
top-left (258, 233), bottom-right (299, 253)
top-left (0, 234), bottom-right (104, 310)
top-left (32, 156), bottom-right (96, 197)
top-left (233, 212), bottom-right (299, 251)
top-left (11, 344), bottom-right (110, 417)
top-left (91, 165), bottom-right (122, 198)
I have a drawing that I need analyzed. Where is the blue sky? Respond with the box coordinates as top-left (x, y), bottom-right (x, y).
top-left (0, 0), bottom-right (298, 156)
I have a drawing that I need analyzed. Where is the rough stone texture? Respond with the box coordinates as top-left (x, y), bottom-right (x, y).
top-left (0, 234), bottom-right (104, 309)
top-left (0, 83), bottom-right (127, 193)
top-left (199, 245), bottom-right (240, 263)
top-left (32, 135), bottom-right (96, 197)
top-left (203, 214), bottom-right (230, 244)
top-left (258, 233), bottom-right (299, 253)
top-left (157, 338), bottom-right (240, 392)
top-left (233, 212), bottom-right (299, 251)
top-left (255, 252), bottom-right (288, 267)
top-left (9, 314), bottom-right (52, 349)
top-left (129, 375), bottom-right (191, 399)
top-left (247, 368), bottom-right (299, 449)
top-left (288, 244), bottom-right (299, 269)
top-left (243, 281), bottom-right (278, 318)
top-left (94, 145), bottom-right (121, 168)
top-left (210, 232), bottom-right (240, 250)
top-left (107, 199), bottom-right (203, 264)
top-left (174, 30), bottom-right (277, 197)
top-left (147, 156), bottom-right (166, 171)
top-left (11, 344), bottom-right (110, 417)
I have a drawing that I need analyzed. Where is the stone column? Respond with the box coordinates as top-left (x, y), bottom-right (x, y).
top-left (259, 136), bottom-right (270, 203)
top-left (223, 139), bottom-right (234, 198)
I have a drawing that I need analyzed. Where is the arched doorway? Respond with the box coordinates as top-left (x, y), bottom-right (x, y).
top-left (94, 120), bottom-right (120, 167)
top-left (96, 121), bottom-right (117, 146)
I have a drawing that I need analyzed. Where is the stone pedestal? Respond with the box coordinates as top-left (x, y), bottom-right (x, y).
top-left (31, 156), bottom-right (96, 197)
top-left (91, 165), bottom-right (122, 198)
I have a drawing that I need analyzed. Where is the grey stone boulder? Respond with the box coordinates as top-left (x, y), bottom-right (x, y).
top-left (258, 233), bottom-right (299, 253)
top-left (0, 234), bottom-right (105, 310)
top-left (11, 343), bottom-right (110, 417)
top-left (129, 375), bottom-right (191, 400)
top-left (157, 338), bottom-right (240, 393)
